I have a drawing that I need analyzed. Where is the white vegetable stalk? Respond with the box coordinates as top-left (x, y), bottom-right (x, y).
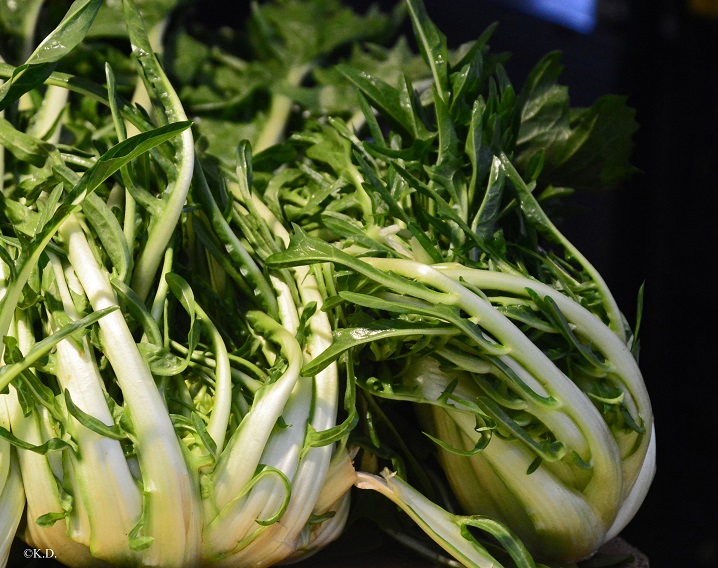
top-left (432, 265), bottom-right (654, 492)
top-left (279, 451), bottom-right (356, 564)
top-left (604, 424), bottom-right (656, 542)
top-left (422, 401), bottom-right (607, 558)
top-left (6, 395), bottom-right (104, 567)
top-left (358, 257), bottom-right (653, 561)
top-left (46, 253), bottom-right (142, 565)
top-left (0, 111), bottom-right (6, 566)
top-left (0, 398), bottom-right (24, 568)
top-left (229, 329), bottom-right (339, 566)
top-left (205, 196), bottom-right (352, 566)
top-left (0, 266), bottom-right (24, 568)
top-left (205, 311), bottom-right (304, 557)
top-left (59, 214), bottom-right (202, 566)
top-left (355, 469), bottom-right (536, 568)
top-left (2, 2), bottom-right (352, 566)
top-left (209, 312), bottom-right (302, 512)
top-left (4, 316), bottom-right (103, 567)
top-left (231, 197), bottom-right (351, 565)
top-left (191, 301), bottom-right (233, 452)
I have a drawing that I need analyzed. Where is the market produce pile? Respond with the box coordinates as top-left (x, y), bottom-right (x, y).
top-left (0, 1), bottom-right (655, 567)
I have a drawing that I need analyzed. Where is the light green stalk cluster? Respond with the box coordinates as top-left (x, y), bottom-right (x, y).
top-left (0, 1), bottom-right (353, 566)
top-left (265, 226), bottom-right (654, 563)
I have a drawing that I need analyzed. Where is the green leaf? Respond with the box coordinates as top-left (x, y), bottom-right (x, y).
top-left (526, 288), bottom-right (611, 373)
top-left (12, 367), bottom-right (58, 419)
top-left (266, 227), bottom-right (456, 307)
top-left (0, 0), bottom-right (43, 49)
top-left (0, 116), bottom-right (58, 167)
top-left (64, 390), bottom-right (126, 441)
top-left (0, 62), bottom-right (56, 112)
top-left (472, 155), bottom-right (506, 240)
top-left (191, 411), bottom-right (218, 459)
top-left (0, 307), bottom-right (117, 394)
top-left (110, 277), bottom-right (163, 346)
top-left (27, 0), bottom-right (102, 65)
top-left (165, 273), bottom-right (202, 367)
top-left (248, 0), bottom-right (398, 69)
top-left (191, 161), bottom-right (279, 318)
top-left (337, 64), bottom-right (428, 141)
top-left (0, 198), bottom-right (41, 238)
top-left (0, 0), bottom-right (102, 110)
top-left (353, 155), bottom-right (443, 262)
top-left (137, 343), bottom-right (189, 377)
top-left (66, 121), bottom-right (191, 212)
top-left (424, 427), bottom-right (489, 457)
top-left (458, 516), bottom-right (537, 568)
top-left (302, 320), bottom-right (458, 377)
top-left (82, 193), bottom-right (132, 282)
top-left (477, 396), bottom-right (564, 461)
top-left (165, 273), bottom-right (196, 324)
top-left (545, 96), bottom-right (639, 189)
top-left (88, 0), bottom-right (180, 38)
top-left (0, 121), bottom-right (192, 348)
top-left (516, 52), bottom-right (638, 190)
top-left (128, 518), bottom-right (154, 552)
top-left (122, 0), bottom-right (179, 126)
top-left (302, 413), bottom-right (358, 455)
top-left (36, 511), bottom-right (69, 528)
top-left (0, 425), bottom-right (73, 454)
top-left (406, 0), bottom-right (449, 102)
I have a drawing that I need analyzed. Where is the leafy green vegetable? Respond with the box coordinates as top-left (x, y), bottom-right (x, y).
top-left (0, 0), bottom-right (653, 567)
top-left (261, 0), bottom-right (651, 563)
top-left (0, 1), bottom-right (357, 566)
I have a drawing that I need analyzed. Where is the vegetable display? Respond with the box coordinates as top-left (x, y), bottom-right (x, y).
top-left (0, 1), bottom-right (655, 567)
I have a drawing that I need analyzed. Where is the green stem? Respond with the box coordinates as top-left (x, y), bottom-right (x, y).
top-left (192, 160), bottom-right (278, 318)
top-left (254, 64), bottom-right (312, 153)
top-left (499, 154), bottom-right (626, 342)
top-left (123, 1), bottom-right (195, 303)
top-left (194, 302), bottom-right (232, 452)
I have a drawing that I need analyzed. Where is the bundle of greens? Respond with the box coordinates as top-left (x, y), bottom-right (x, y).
top-left (259, 1), bottom-right (654, 564)
top-left (0, 0), bottom-right (654, 567)
top-left (0, 1), bottom-right (355, 566)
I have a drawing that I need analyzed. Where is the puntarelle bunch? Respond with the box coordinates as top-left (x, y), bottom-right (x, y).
top-left (0, 1), bottom-right (654, 567)
top-left (0, 1), bottom-right (354, 566)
